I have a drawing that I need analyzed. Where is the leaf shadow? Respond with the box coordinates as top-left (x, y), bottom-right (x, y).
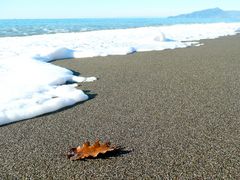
top-left (81, 147), bottom-right (133, 161)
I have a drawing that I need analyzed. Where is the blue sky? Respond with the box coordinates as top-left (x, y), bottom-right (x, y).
top-left (1, 0), bottom-right (240, 19)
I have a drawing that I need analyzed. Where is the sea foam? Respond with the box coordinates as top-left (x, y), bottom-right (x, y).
top-left (0, 23), bottom-right (240, 125)
top-left (0, 56), bottom-right (96, 125)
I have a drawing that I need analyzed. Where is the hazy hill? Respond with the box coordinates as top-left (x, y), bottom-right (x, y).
top-left (169, 8), bottom-right (240, 19)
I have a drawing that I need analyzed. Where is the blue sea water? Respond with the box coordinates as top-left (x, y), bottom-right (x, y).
top-left (0, 18), bottom-right (240, 37)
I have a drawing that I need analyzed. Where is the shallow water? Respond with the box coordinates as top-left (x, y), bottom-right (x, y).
top-left (0, 18), bottom-right (239, 37)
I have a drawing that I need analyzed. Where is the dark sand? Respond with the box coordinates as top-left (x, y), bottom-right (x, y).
top-left (1, 35), bottom-right (240, 179)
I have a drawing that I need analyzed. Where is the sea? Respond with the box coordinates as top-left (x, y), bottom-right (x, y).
top-left (1, 18), bottom-right (240, 125)
top-left (0, 18), bottom-right (239, 37)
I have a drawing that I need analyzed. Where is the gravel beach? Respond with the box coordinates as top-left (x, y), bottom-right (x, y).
top-left (1, 35), bottom-right (240, 179)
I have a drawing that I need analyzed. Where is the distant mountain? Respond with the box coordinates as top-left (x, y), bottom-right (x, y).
top-left (169, 8), bottom-right (240, 19)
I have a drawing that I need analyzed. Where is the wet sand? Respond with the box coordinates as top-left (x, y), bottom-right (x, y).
top-left (1, 35), bottom-right (240, 179)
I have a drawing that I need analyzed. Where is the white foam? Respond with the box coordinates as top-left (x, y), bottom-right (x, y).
top-left (1, 23), bottom-right (240, 60)
top-left (0, 22), bottom-right (240, 125)
top-left (0, 56), bottom-right (96, 125)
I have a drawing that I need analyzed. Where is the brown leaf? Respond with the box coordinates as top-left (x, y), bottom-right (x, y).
top-left (67, 140), bottom-right (117, 160)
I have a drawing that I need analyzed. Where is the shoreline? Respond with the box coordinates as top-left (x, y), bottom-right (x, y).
top-left (1, 35), bottom-right (240, 178)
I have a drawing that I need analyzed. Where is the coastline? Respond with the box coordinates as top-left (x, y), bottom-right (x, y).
top-left (1, 35), bottom-right (240, 178)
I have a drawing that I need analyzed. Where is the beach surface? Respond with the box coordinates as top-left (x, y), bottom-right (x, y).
top-left (1, 35), bottom-right (240, 179)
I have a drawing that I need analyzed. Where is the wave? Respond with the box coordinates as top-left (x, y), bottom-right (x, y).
top-left (0, 23), bottom-right (240, 125)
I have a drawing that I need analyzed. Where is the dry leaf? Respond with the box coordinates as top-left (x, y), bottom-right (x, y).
top-left (67, 140), bottom-right (117, 160)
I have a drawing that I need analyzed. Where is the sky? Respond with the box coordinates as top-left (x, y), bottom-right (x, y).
top-left (1, 0), bottom-right (240, 19)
